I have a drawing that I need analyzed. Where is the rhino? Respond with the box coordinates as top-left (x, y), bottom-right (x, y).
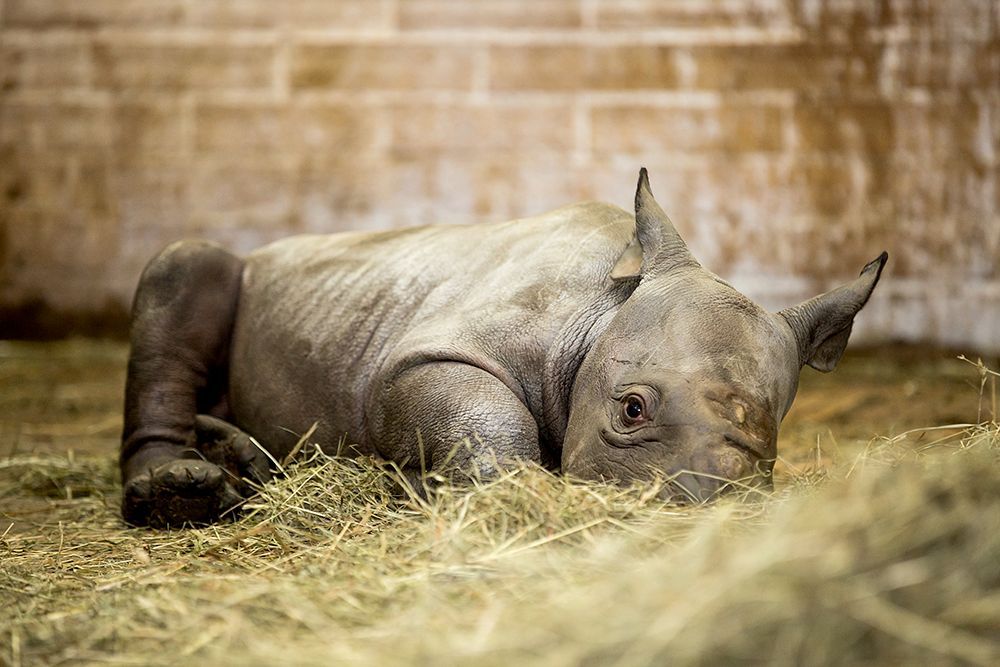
top-left (120, 169), bottom-right (887, 527)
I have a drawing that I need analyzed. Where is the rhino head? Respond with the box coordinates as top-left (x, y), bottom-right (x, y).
top-left (562, 169), bottom-right (887, 500)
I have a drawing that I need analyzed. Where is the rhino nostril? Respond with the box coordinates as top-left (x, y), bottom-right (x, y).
top-left (712, 445), bottom-right (749, 478)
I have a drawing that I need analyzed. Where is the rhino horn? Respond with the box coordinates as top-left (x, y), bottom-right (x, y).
top-left (611, 168), bottom-right (699, 280)
top-left (779, 251), bottom-right (888, 372)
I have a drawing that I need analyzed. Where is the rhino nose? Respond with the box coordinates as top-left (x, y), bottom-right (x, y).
top-left (662, 445), bottom-right (770, 503)
top-left (715, 445), bottom-right (753, 480)
top-left (665, 471), bottom-right (737, 503)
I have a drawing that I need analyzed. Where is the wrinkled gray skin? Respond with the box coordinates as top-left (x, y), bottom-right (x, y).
top-left (120, 169), bottom-right (887, 527)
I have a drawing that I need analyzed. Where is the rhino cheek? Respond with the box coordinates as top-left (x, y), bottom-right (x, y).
top-left (560, 419), bottom-right (598, 477)
top-left (565, 435), bottom-right (667, 484)
top-left (560, 420), bottom-right (636, 481)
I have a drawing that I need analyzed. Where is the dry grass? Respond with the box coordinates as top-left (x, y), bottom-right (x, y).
top-left (1, 358), bottom-right (999, 666)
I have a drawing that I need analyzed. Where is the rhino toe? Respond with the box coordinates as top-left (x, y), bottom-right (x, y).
top-left (194, 415), bottom-right (274, 496)
top-left (122, 459), bottom-right (245, 529)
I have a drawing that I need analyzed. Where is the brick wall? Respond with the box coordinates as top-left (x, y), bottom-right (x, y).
top-left (1, 0), bottom-right (998, 350)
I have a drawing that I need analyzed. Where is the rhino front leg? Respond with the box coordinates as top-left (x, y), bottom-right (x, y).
top-left (368, 362), bottom-right (541, 480)
top-left (120, 240), bottom-right (258, 528)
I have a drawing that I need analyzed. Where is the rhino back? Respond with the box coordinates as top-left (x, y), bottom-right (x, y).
top-left (227, 201), bottom-right (634, 456)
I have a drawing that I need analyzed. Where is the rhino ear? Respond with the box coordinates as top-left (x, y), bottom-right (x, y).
top-left (611, 168), bottom-right (698, 281)
top-left (779, 252), bottom-right (888, 372)
top-left (610, 240), bottom-right (643, 280)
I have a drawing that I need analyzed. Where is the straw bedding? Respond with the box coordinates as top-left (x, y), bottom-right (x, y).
top-left (2, 397), bottom-right (998, 666)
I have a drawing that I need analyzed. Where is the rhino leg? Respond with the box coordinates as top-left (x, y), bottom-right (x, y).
top-left (120, 240), bottom-right (266, 528)
top-left (369, 362), bottom-right (541, 481)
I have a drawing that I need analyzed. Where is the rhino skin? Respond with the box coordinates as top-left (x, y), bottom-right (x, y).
top-left (120, 169), bottom-right (887, 527)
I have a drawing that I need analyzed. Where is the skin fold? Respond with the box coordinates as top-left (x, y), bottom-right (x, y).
top-left (120, 169), bottom-right (887, 527)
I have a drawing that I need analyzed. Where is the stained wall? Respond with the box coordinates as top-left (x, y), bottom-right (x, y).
top-left (1, 1), bottom-right (998, 349)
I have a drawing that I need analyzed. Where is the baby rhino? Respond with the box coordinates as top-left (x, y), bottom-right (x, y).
top-left (121, 169), bottom-right (887, 527)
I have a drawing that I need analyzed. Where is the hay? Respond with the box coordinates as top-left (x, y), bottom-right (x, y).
top-left (2, 423), bottom-right (999, 665)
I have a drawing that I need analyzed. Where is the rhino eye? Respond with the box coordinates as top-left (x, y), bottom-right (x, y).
top-left (621, 395), bottom-right (646, 425)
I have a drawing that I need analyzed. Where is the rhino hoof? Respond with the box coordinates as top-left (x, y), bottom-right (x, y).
top-left (122, 459), bottom-right (245, 528)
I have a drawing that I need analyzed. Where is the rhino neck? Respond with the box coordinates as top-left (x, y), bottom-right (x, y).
top-left (541, 278), bottom-right (638, 457)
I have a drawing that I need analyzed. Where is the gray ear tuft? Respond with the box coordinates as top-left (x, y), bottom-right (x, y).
top-left (780, 251), bottom-right (888, 372)
top-left (620, 167), bottom-right (698, 279)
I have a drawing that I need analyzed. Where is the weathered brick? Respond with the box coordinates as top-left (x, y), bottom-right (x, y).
top-left (1, 219), bottom-right (122, 310)
top-left (92, 41), bottom-right (275, 92)
top-left (784, 155), bottom-right (857, 218)
top-left (295, 104), bottom-right (385, 154)
top-left (471, 156), bottom-right (592, 220)
top-left (0, 150), bottom-right (74, 212)
top-left (595, 0), bottom-right (792, 29)
top-left (0, 0), bottom-right (998, 348)
top-left (792, 101), bottom-right (894, 154)
top-left (791, 0), bottom-right (894, 34)
top-left (68, 163), bottom-right (118, 230)
top-left (369, 155), bottom-right (590, 224)
top-left (688, 44), bottom-right (878, 92)
top-left (490, 45), bottom-right (679, 91)
top-left (183, 214), bottom-right (298, 255)
top-left (591, 104), bottom-right (786, 155)
top-left (298, 155), bottom-right (590, 230)
top-left (3, 0), bottom-right (186, 27)
top-left (188, 0), bottom-right (394, 29)
top-left (390, 103), bottom-right (575, 154)
top-left (111, 102), bottom-right (188, 164)
top-left (891, 101), bottom-right (982, 163)
top-left (292, 44), bottom-right (477, 91)
top-left (882, 157), bottom-right (999, 262)
top-left (888, 39), bottom-right (999, 90)
top-left (3, 194), bottom-right (118, 278)
top-left (4, 0), bottom-right (396, 31)
top-left (860, 0), bottom-right (997, 42)
top-left (110, 167), bottom-right (190, 233)
top-left (188, 161), bottom-right (296, 218)
top-left (400, 0), bottom-right (581, 30)
top-left (194, 103), bottom-right (381, 156)
top-left (296, 157), bottom-right (384, 231)
top-left (973, 39), bottom-right (1000, 86)
top-left (1, 39), bottom-right (91, 91)
top-left (194, 104), bottom-right (292, 156)
top-left (2, 211), bottom-right (86, 290)
top-left (0, 155), bottom-right (118, 248)
top-left (0, 102), bottom-right (112, 149)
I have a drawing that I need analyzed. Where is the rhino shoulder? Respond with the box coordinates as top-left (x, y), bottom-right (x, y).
top-left (545, 201), bottom-right (632, 225)
top-left (507, 201), bottom-right (633, 251)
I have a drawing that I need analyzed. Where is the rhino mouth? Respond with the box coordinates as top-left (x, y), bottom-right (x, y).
top-left (661, 461), bottom-right (774, 504)
top-left (662, 472), bottom-right (743, 504)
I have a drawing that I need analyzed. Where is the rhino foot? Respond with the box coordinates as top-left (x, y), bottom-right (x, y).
top-left (122, 417), bottom-right (274, 528)
top-left (192, 415), bottom-right (274, 497)
top-left (122, 459), bottom-right (245, 528)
